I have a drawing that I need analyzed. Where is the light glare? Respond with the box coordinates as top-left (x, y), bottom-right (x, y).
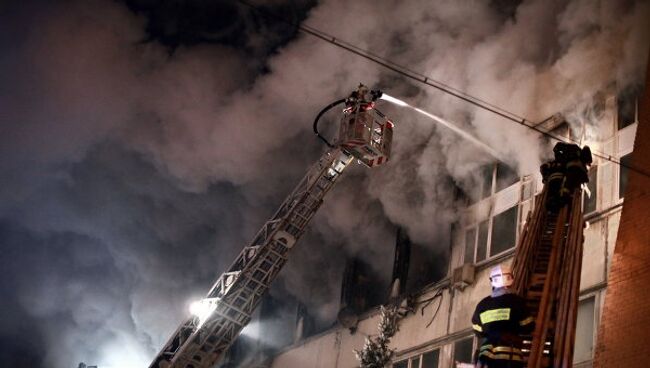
top-left (190, 298), bottom-right (219, 328)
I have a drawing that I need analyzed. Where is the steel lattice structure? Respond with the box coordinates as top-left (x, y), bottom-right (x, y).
top-left (149, 148), bottom-right (354, 368)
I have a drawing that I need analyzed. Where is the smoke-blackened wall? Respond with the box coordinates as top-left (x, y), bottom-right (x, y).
top-left (0, 0), bottom-right (648, 367)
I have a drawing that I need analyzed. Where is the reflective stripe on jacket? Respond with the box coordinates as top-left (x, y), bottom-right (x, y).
top-left (471, 292), bottom-right (534, 363)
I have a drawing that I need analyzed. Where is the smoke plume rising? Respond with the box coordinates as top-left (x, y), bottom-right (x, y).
top-left (0, 0), bottom-right (648, 367)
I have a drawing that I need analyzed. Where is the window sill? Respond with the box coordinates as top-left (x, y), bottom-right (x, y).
top-left (473, 247), bottom-right (516, 271)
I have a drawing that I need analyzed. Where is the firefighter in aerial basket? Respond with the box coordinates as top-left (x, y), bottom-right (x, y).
top-left (471, 265), bottom-right (534, 368)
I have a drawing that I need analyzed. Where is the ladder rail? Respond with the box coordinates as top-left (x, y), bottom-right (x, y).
top-left (513, 183), bottom-right (586, 368)
top-left (553, 192), bottom-right (584, 367)
top-left (527, 208), bottom-right (567, 367)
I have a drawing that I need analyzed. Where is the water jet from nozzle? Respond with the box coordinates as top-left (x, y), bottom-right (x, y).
top-left (380, 94), bottom-right (409, 107)
top-left (380, 94), bottom-right (502, 160)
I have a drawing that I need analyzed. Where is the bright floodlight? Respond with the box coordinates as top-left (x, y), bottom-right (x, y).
top-left (190, 298), bottom-right (219, 328)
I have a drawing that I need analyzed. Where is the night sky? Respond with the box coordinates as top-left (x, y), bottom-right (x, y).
top-left (0, 1), bottom-right (648, 367)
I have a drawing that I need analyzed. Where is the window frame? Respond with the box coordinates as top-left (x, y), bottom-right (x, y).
top-left (582, 165), bottom-right (598, 215)
top-left (451, 335), bottom-right (476, 367)
top-left (392, 347), bottom-right (442, 368)
top-left (463, 204), bottom-right (520, 265)
top-left (463, 227), bottom-right (477, 265)
top-left (573, 293), bottom-right (599, 364)
top-left (618, 152), bottom-right (633, 200)
top-left (463, 161), bottom-right (521, 265)
top-left (471, 162), bottom-right (520, 204)
top-left (617, 94), bottom-right (638, 130)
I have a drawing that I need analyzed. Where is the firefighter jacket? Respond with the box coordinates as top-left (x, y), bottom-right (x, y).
top-left (471, 291), bottom-right (534, 364)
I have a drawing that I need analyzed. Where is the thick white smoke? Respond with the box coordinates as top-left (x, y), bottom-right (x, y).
top-left (0, 0), bottom-right (648, 367)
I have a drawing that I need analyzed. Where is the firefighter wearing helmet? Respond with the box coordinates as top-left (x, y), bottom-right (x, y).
top-left (471, 265), bottom-right (534, 368)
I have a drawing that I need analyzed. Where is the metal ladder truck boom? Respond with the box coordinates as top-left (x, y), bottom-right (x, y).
top-left (149, 85), bottom-right (395, 368)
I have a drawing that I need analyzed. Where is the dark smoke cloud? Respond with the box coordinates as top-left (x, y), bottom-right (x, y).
top-left (0, 0), bottom-right (648, 367)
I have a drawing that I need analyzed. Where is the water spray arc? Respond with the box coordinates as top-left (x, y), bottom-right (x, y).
top-left (380, 94), bottom-right (503, 160)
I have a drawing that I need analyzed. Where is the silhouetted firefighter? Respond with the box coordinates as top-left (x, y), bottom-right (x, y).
top-left (471, 265), bottom-right (535, 368)
top-left (540, 142), bottom-right (593, 212)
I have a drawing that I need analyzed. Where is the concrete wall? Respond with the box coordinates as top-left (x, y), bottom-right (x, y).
top-left (270, 286), bottom-right (451, 368)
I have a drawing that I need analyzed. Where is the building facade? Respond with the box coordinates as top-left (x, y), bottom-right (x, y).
top-left (266, 93), bottom-right (639, 368)
top-left (593, 63), bottom-right (650, 368)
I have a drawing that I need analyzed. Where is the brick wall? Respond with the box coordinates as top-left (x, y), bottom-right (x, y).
top-left (593, 58), bottom-right (650, 367)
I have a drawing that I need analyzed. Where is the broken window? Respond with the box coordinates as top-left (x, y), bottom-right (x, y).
top-left (406, 243), bottom-right (441, 294)
top-left (617, 87), bottom-right (638, 130)
top-left (392, 228), bottom-right (411, 296)
top-left (480, 164), bottom-right (494, 199)
top-left (471, 164), bottom-right (495, 202)
top-left (583, 166), bottom-right (598, 214)
top-left (471, 162), bottom-right (521, 203)
top-left (495, 162), bottom-right (518, 192)
top-left (619, 153), bottom-right (632, 199)
top-left (490, 206), bottom-right (518, 257)
top-left (453, 337), bottom-right (474, 365)
top-left (573, 296), bottom-right (596, 363)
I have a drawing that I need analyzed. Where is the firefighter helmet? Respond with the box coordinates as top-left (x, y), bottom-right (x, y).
top-left (490, 264), bottom-right (514, 288)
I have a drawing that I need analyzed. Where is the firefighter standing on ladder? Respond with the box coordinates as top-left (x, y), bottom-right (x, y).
top-left (471, 265), bottom-right (534, 368)
top-left (540, 142), bottom-right (593, 212)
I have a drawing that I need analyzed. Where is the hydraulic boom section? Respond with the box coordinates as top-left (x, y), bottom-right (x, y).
top-left (150, 85), bottom-right (394, 368)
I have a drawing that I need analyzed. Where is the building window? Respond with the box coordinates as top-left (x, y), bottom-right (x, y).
top-left (394, 360), bottom-right (408, 368)
top-left (464, 228), bottom-right (477, 264)
top-left (490, 206), bottom-right (518, 257)
top-left (421, 350), bottom-right (439, 368)
top-left (583, 166), bottom-right (598, 214)
top-left (393, 348), bottom-right (440, 368)
top-left (464, 222), bottom-right (487, 264)
top-left (474, 220), bottom-right (488, 263)
top-left (464, 205), bottom-right (518, 264)
top-left (477, 220), bottom-right (489, 263)
top-left (521, 175), bottom-right (534, 201)
top-left (573, 296), bottom-right (596, 364)
top-left (471, 162), bottom-right (519, 203)
top-left (412, 356), bottom-right (421, 368)
top-left (478, 164), bottom-right (494, 200)
top-left (496, 162), bottom-right (519, 192)
top-left (617, 88), bottom-right (638, 130)
top-left (453, 337), bottom-right (474, 365)
top-left (619, 153), bottom-right (632, 199)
